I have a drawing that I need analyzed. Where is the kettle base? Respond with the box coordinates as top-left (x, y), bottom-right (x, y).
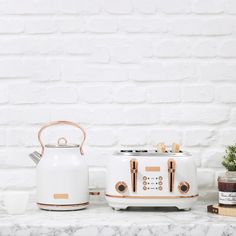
top-left (37, 202), bottom-right (89, 211)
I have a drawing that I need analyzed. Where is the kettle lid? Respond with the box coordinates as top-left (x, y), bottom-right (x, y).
top-left (45, 137), bottom-right (80, 148)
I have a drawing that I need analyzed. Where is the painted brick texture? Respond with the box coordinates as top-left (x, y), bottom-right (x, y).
top-left (0, 0), bottom-right (235, 199)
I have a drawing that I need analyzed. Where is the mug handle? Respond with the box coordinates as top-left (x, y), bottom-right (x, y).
top-left (37, 121), bottom-right (86, 156)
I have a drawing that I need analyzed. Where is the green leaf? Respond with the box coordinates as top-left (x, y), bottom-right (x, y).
top-left (222, 144), bottom-right (236, 171)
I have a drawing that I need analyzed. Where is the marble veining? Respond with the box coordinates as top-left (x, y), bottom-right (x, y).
top-left (0, 202), bottom-right (235, 236)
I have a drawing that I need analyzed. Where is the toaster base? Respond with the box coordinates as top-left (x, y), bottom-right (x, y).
top-left (105, 195), bottom-right (198, 210)
top-left (37, 202), bottom-right (89, 211)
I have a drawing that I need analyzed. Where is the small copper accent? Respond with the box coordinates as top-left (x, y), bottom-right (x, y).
top-left (37, 202), bottom-right (89, 207)
top-left (159, 176), bottom-right (163, 180)
top-left (115, 181), bottom-right (128, 194)
top-left (143, 181), bottom-right (147, 185)
top-left (143, 176), bottom-right (147, 180)
top-left (105, 194), bottom-right (199, 199)
top-left (168, 158), bottom-right (176, 192)
top-left (130, 159), bottom-right (138, 193)
top-left (143, 186), bottom-right (147, 190)
top-left (145, 166), bottom-right (160, 172)
top-left (158, 182), bottom-right (163, 185)
top-left (89, 192), bottom-right (100, 196)
top-left (53, 193), bottom-right (69, 199)
top-left (159, 186), bottom-right (163, 191)
top-left (178, 182), bottom-right (190, 194)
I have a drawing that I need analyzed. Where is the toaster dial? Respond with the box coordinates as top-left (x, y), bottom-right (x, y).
top-left (178, 182), bottom-right (190, 194)
top-left (115, 181), bottom-right (128, 194)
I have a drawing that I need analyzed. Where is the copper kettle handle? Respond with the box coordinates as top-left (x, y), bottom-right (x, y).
top-left (38, 121), bottom-right (86, 156)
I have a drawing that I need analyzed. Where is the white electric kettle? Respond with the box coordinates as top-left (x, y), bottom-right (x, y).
top-left (30, 121), bottom-right (89, 211)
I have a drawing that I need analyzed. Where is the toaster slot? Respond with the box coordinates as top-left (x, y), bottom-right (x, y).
top-left (168, 159), bottom-right (175, 192)
top-left (120, 150), bottom-right (133, 153)
top-left (130, 159), bottom-right (138, 193)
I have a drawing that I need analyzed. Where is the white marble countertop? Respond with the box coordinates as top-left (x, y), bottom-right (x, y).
top-left (0, 201), bottom-right (235, 236)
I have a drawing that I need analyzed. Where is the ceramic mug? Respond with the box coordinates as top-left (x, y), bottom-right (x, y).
top-left (0, 191), bottom-right (29, 215)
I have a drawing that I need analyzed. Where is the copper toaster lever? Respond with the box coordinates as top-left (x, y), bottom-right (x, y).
top-left (130, 159), bottom-right (138, 193)
top-left (168, 159), bottom-right (175, 192)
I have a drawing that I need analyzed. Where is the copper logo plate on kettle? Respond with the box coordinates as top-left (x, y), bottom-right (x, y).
top-left (53, 194), bottom-right (69, 199)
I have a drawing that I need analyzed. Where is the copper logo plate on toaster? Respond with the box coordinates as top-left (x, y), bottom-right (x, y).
top-left (53, 194), bottom-right (69, 199)
top-left (145, 166), bottom-right (160, 172)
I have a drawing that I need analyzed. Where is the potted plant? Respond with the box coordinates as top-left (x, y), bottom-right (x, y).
top-left (218, 144), bottom-right (236, 207)
top-left (222, 144), bottom-right (236, 171)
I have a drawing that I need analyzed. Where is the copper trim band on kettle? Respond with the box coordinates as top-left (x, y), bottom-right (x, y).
top-left (37, 120), bottom-right (86, 156)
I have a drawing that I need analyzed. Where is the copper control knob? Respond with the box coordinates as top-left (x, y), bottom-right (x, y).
top-left (115, 181), bottom-right (128, 194)
top-left (178, 182), bottom-right (190, 194)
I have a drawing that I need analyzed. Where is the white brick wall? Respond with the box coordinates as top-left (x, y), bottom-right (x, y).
top-left (0, 0), bottom-right (235, 200)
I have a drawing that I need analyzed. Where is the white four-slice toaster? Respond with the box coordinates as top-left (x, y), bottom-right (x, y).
top-left (105, 150), bottom-right (198, 210)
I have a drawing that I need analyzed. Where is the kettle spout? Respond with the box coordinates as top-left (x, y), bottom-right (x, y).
top-left (29, 151), bottom-right (42, 164)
